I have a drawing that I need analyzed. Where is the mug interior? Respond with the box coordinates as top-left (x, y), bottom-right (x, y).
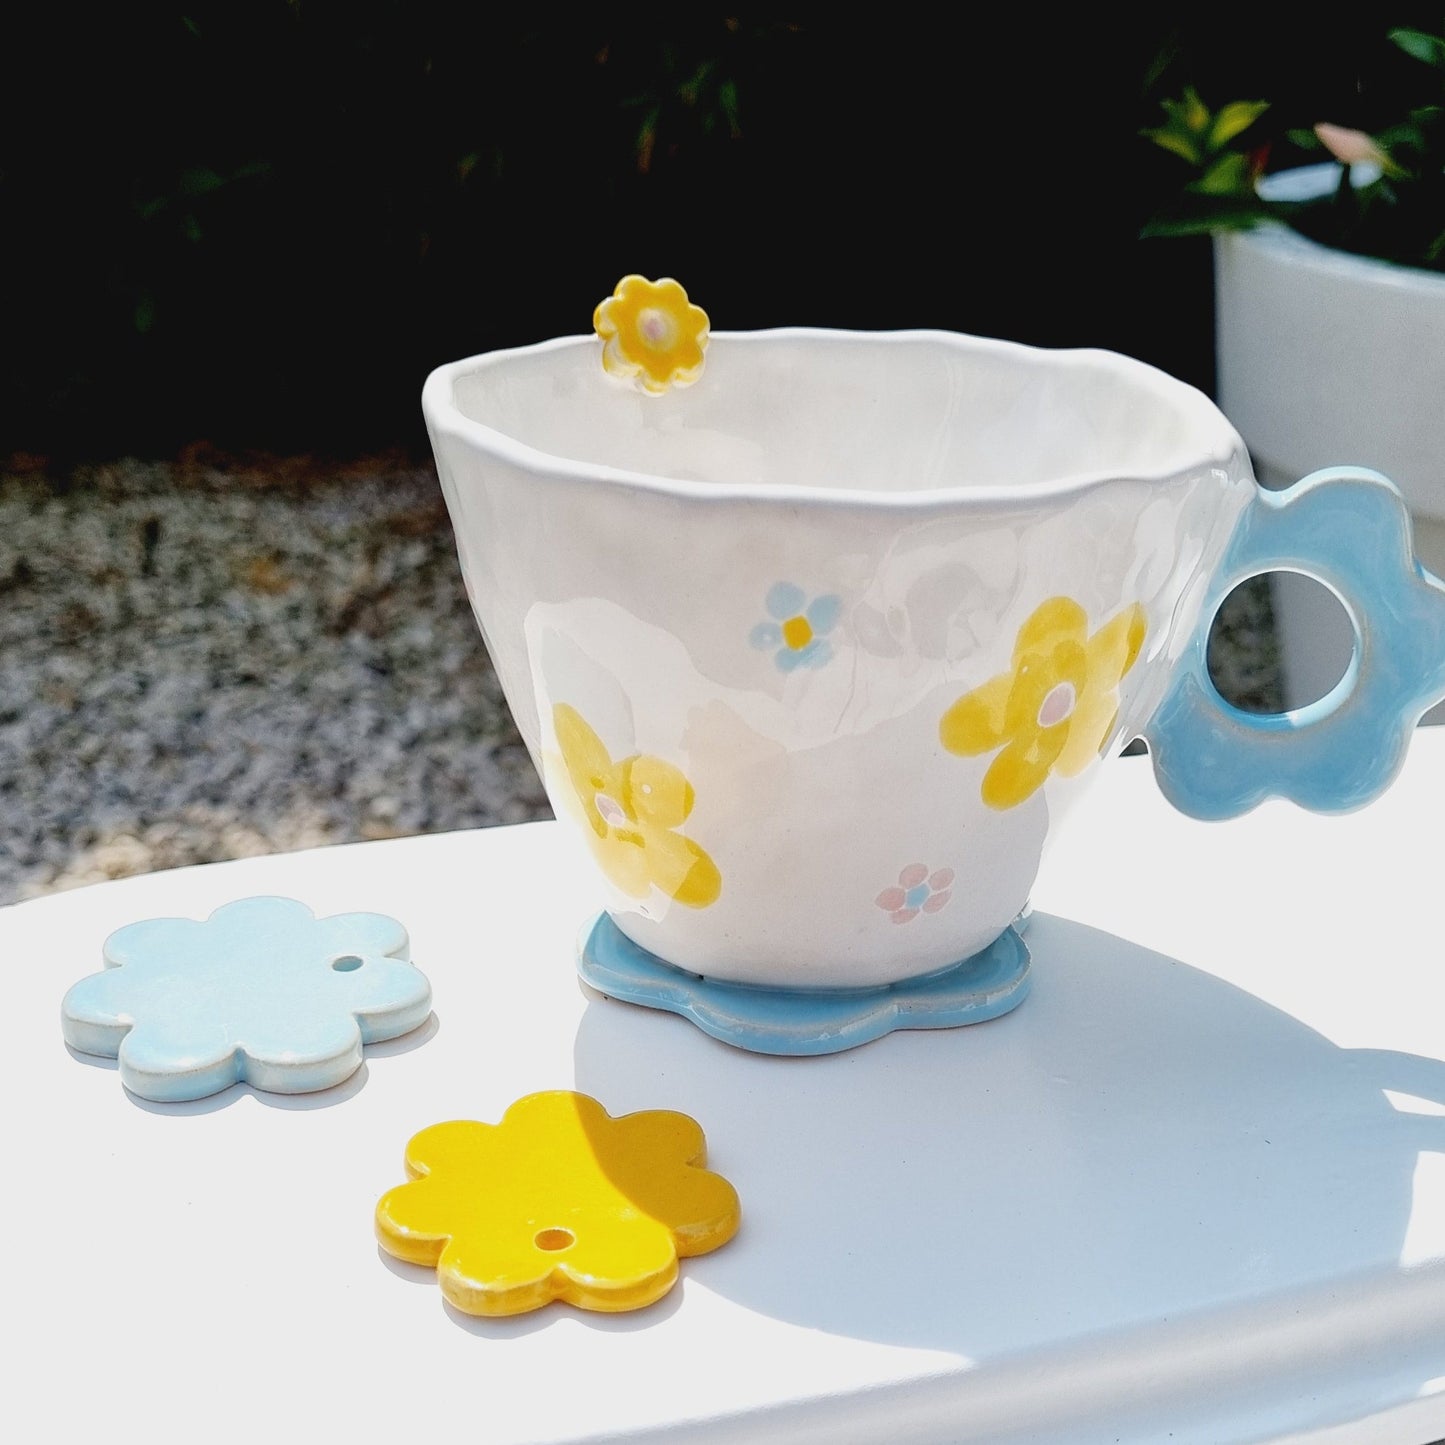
top-left (439, 329), bottom-right (1240, 497)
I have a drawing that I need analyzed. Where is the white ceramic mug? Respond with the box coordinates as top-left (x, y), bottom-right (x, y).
top-left (424, 327), bottom-right (1445, 1034)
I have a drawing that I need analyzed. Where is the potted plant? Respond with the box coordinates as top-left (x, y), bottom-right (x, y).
top-left (1144, 26), bottom-right (1445, 720)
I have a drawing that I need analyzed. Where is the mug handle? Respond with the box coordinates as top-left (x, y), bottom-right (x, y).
top-left (1144, 467), bottom-right (1445, 820)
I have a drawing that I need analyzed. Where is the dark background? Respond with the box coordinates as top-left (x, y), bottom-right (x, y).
top-left (3, 6), bottom-right (1439, 462)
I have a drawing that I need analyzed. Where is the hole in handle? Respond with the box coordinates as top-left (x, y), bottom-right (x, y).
top-left (1263, 572), bottom-right (1357, 713)
top-left (1206, 574), bottom-right (1355, 716)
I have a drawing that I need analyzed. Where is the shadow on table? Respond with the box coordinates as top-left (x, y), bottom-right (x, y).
top-left (573, 913), bottom-right (1445, 1356)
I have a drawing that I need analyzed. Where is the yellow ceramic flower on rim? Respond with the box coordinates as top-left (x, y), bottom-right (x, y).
top-left (552, 702), bottom-right (721, 907)
top-left (593, 274), bottom-right (710, 394)
top-left (940, 596), bottom-right (1146, 810)
top-left (374, 1091), bottom-right (741, 1316)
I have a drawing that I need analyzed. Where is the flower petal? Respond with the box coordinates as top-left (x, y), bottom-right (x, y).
top-left (922, 888), bottom-right (952, 913)
top-left (806, 593), bottom-right (842, 634)
top-left (588, 826), bottom-right (655, 898)
top-left (1015, 596), bottom-right (1088, 658)
top-left (643, 826), bottom-right (722, 908)
top-left (1055, 693), bottom-right (1122, 777)
top-left (622, 754), bottom-right (694, 829)
top-left (876, 886), bottom-right (907, 911)
top-left (601, 1111), bottom-right (740, 1254)
top-left (928, 867), bottom-right (955, 890)
top-left (1086, 602), bottom-right (1147, 685)
top-left (766, 581), bottom-right (807, 620)
top-left (776, 641), bottom-right (818, 673)
top-left (940, 671), bottom-right (1013, 756)
top-left (749, 621), bottom-right (782, 650)
top-left (553, 704), bottom-right (618, 819)
top-left (899, 862), bottom-right (929, 889)
top-left (981, 732), bottom-right (1064, 809)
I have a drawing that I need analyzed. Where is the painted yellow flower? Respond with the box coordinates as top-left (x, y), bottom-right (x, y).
top-left (552, 703), bottom-right (721, 907)
top-left (375, 1091), bottom-right (741, 1316)
top-left (940, 597), bottom-right (1147, 810)
top-left (593, 274), bottom-right (709, 394)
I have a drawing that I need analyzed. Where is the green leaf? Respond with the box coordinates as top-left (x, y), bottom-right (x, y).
top-left (1181, 85), bottom-right (1209, 132)
top-left (179, 166), bottom-right (225, 197)
top-left (1140, 215), bottom-right (1220, 238)
top-left (1286, 128), bottom-right (1322, 150)
top-left (1141, 205), bottom-right (1268, 237)
top-left (1389, 27), bottom-right (1445, 68)
top-left (1159, 93), bottom-right (1208, 137)
top-left (1208, 100), bottom-right (1269, 150)
top-left (1191, 151), bottom-right (1254, 196)
top-left (1142, 126), bottom-right (1201, 164)
top-left (718, 78), bottom-right (740, 137)
top-left (634, 103), bottom-right (660, 173)
top-left (1142, 35), bottom-right (1182, 95)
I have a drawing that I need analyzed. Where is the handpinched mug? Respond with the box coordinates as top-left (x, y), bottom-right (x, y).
top-left (423, 303), bottom-right (1445, 1040)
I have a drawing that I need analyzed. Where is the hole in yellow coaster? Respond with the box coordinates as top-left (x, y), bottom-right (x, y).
top-left (534, 1227), bottom-right (575, 1252)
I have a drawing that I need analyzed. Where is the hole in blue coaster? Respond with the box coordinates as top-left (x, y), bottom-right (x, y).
top-left (331, 954), bottom-right (364, 972)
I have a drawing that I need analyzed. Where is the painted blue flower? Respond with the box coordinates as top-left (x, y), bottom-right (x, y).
top-left (61, 896), bottom-right (433, 1101)
top-left (749, 582), bottom-right (842, 672)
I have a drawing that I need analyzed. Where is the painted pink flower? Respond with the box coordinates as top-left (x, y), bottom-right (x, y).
top-left (875, 863), bottom-right (954, 925)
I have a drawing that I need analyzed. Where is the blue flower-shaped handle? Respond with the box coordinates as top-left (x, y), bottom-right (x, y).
top-left (61, 896), bottom-right (433, 1101)
top-left (1147, 468), bottom-right (1445, 820)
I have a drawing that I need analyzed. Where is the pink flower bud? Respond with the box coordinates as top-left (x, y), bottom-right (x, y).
top-left (1313, 122), bottom-right (1389, 167)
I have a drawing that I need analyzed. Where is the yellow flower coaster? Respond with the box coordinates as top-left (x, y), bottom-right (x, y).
top-left (593, 274), bottom-right (709, 394)
top-left (374, 1090), bottom-right (740, 1316)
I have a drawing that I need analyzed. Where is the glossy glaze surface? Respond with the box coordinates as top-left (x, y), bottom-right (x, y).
top-left (578, 911), bottom-right (1030, 1055)
top-left (61, 895), bottom-right (432, 1100)
top-left (424, 327), bottom-right (1439, 991)
top-left (1150, 467), bottom-right (1445, 818)
top-left (374, 1090), bottom-right (740, 1316)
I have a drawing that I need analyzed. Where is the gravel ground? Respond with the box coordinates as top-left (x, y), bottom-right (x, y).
top-left (0, 455), bottom-right (551, 903)
top-left (0, 455), bottom-right (1281, 906)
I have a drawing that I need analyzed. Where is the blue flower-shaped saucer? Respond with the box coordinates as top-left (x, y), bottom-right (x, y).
top-left (62, 896), bottom-right (432, 1101)
top-left (577, 913), bottom-right (1030, 1056)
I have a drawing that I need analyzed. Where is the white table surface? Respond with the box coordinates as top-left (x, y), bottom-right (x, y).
top-left (10, 733), bottom-right (1445, 1445)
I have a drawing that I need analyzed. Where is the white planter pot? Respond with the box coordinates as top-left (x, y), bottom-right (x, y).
top-left (1213, 165), bottom-right (1445, 723)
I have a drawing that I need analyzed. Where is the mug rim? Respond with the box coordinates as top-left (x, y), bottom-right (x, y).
top-left (422, 326), bottom-right (1246, 509)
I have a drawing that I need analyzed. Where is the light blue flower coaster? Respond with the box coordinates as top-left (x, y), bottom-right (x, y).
top-left (577, 914), bottom-right (1030, 1056)
top-left (62, 896), bottom-right (433, 1102)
